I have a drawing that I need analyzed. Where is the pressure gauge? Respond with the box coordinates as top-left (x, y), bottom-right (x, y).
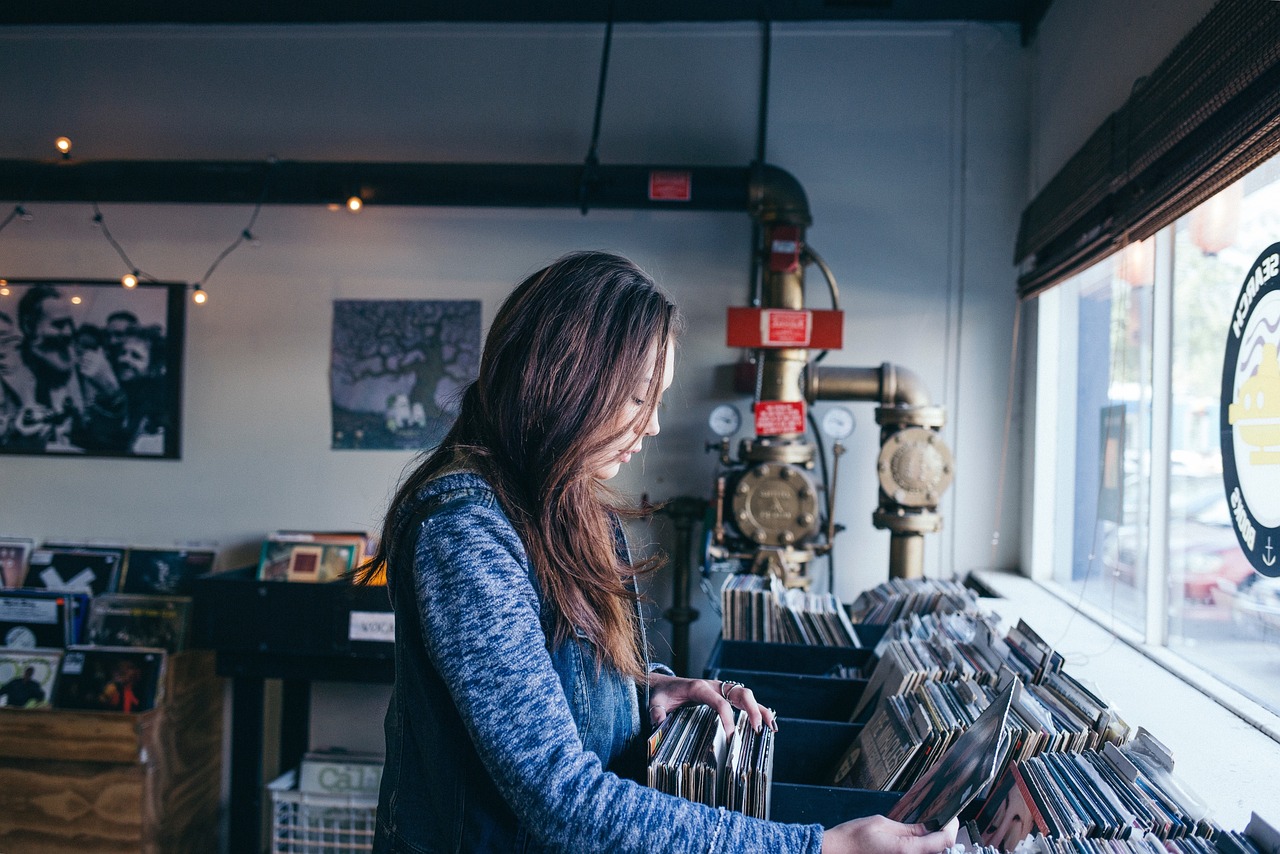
top-left (820, 406), bottom-right (855, 440)
top-left (708, 403), bottom-right (742, 437)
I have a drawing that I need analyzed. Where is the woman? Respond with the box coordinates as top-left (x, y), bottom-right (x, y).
top-left (366, 251), bottom-right (958, 854)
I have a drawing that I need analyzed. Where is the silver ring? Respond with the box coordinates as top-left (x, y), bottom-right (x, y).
top-left (719, 680), bottom-right (745, 701)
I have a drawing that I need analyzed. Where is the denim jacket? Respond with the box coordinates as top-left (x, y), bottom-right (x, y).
top-left (374, 471), bottom-right (824, 854)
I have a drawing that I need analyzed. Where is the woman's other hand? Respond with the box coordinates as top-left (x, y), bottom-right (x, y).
top-left (822, 815), bottom-right (959, 854)
top-left (647, 672), bottom-right (777, 734)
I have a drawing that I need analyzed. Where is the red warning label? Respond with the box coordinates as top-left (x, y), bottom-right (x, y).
top-left (648, 171), bottom-right (692, 201)
top-left (762, 310), bottom-right (811, 346)
top-left (754, 400), bottom-right (806, 436)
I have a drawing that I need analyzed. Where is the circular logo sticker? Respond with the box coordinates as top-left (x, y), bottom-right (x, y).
top-left (1221, 242), bottom-right (1280, 577)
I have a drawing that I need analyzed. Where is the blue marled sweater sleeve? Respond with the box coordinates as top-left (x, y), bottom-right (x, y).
top-left (410, 500), bottom-right (825, 854)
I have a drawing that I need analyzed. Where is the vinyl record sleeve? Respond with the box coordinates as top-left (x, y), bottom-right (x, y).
top-left (54, 646), bottom-right (165, 713)
top-left (0, 589), bottom-right (73, 648)
top-left (25, 548), bottom-right (122, 596)
top-left (0, 537), bottom-right (35, 588)
top-left (887, 680), bottom-right (1015, 831)
top-left (85, 594), bottom-right (191, 652)
top-left (0, 647), bottom-right (61, 708)
top-left (120, 548), bottom-right (215, 596)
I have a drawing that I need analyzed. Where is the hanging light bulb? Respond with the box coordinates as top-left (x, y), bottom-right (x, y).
top-left (192, 285), bottom-right (208, 305)
top-left (71, 295), bottom-right (82, 305)
top-left (0, 279), bottom-right (9, 297)
top-left (122, 271), bottom-right (139, 289)
top-left (346, 195), bottom-right (363, 212)
top-left (55, 136), bottom-right (72, 158)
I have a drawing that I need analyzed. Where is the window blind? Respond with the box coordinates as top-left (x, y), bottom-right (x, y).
top-left (1016, 0), bottom-right (1280, 299)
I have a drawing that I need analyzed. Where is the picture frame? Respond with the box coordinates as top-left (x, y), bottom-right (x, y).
top-left (0, 279), bottom-right (185, 459)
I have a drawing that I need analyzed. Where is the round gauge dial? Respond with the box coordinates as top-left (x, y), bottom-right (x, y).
top-left (708, 403), bottom-right (742, 437)
top-left (820, 406), bottom-right (855, 440)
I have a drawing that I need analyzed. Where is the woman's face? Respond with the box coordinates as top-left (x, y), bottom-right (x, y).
top-left (591, 338), bottom-right (675, 481)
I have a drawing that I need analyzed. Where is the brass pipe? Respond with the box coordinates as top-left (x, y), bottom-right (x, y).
top-left (889, 532), bottom-right (926, 579)
top-left (806, 362), bottom-right (932, 408)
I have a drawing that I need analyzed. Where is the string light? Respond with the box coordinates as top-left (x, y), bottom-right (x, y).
top-left (14, 152), bottom-right (278, 308)
top-left (346, 195), bottom-right (363, 212)
top-left (0, 279), bottom-right (9, 297)
top-left (70, 295), bottom-right (82, 305)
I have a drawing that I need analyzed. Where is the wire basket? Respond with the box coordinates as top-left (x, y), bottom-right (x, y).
top-left (269, 770), bottom-right (377, 853)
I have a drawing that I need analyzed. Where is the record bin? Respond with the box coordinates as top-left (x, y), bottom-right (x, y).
top-left (269, 769), bottom-right (376, 854)
top-left (704, 637), bottom-right (873, 677)
top-left (707, 667), bottom-right (867, 722)
top-left (191, 566), bottom-right (394, 660)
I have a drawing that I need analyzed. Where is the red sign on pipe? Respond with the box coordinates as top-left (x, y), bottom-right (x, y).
top-left (648, 171), bottom-right (692, 201)
top-left (754, 400), bottom-right (806, 436)
top-left (726, 307), bottom-right (843, 349)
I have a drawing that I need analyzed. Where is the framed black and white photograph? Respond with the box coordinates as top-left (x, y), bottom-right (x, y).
top-left (330, 299), bottom-right (480, 450)
top-left (0, 279), bottom-right (185, 459)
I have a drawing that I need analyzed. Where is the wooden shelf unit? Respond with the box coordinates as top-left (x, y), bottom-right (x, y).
top-left (0, 650), bottom-right (224, 854)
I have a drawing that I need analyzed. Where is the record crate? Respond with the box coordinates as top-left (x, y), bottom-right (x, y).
top-left (0, 650), bottom-right (222, 854)
top-left (269, 769), bottom-right (377, 854)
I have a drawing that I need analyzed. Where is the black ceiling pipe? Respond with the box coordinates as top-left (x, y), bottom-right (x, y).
top-left (0, 159), bottom-right (810, 221)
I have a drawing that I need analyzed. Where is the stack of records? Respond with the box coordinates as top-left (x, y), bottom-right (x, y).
top-left (721, 710), bottom-right (776, 820)
top-left (648, 705), bottom-right (775, 819)
top-left (973, 730), bottom-right (1220, 850)
top-left (835, 674), bottom-right (1104, 794)
top-left (648, 705), bottom-right (726, 808)
top-left (854, 613), bottom-right (1129, 743)
top-left (720, 574), bottom-right (860, 647)
top-left (944, 833), bottom-right (1267, 854)
top-left (847, 578), bottom-right (981, 625)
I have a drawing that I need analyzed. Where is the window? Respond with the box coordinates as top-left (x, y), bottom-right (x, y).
top-left (1032, 150), bottom-right (1280, 718)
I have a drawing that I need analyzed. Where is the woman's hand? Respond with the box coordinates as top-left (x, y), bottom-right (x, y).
top-left (647, 672), bottom-right (777, 734)
top-left (822, 815), bottom-right (958, 854)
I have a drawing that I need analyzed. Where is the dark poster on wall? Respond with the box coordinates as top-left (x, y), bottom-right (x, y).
top-left (329, 299), bottom-right (480, 450)
top-left (0, 280), bottom-right (185, 459)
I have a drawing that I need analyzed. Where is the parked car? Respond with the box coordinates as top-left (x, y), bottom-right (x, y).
top-left (1220, 573), bottom-right (1280, 635)
top-left (1101, 482), bottom-right (1255, 604)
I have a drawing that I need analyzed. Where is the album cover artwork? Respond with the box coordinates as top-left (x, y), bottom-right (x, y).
top-left (0, 589), bottom-right (76, 648)
top-left (24, 548), bottom-right (122, 596)
top-left (257, 535), bottom-right (359, 583)
top-left (54, 646), bottom-right (165, 713)
top-left (0, 647), bottom-right (61, 708)
top-left (85, 594), bottom-right (191, 652)
top-left (120, 548), bottom-right (215, 596)
top-left (0, 537), bottom-right (35, 588)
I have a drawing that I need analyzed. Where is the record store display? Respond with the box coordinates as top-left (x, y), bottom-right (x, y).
top-left (721, 574), bottom-right (861, 646)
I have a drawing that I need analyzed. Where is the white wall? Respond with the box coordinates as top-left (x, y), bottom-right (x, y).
top-left (0, 21), bottom-right (1026, 748)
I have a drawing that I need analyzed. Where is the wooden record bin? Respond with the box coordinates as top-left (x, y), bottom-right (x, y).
top-left (0, 650), bottom-right (223, 854)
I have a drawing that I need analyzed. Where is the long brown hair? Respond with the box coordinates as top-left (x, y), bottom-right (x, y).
top-left (364, 251), bottom-right (679, 680)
